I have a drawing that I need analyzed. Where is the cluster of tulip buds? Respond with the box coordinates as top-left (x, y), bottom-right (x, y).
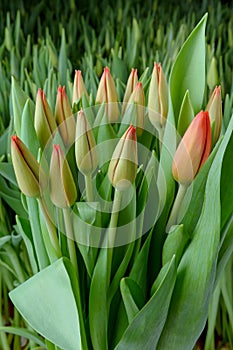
top-left (11, 64), bottom-right (222, 217)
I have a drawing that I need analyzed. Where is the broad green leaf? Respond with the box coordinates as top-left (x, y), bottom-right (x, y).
top-left (162, 224), bottom-right (188, 266)
top-left (157, 116), bottom-right (233, 350)
top-left (9, 258), bottom-right (82, 350)
top-left (170, 14), bottom-right (207, 123)
top-left (115, 256), bottom-right (176, 350)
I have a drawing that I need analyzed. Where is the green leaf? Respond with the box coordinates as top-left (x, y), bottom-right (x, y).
top-left (58, 28), bottom-right (68, 87)
top-left (162, 224), bottom-right (188, 266)
top-left (73, 202), bottom-right (101, 276)
top-left (157, 116), bottom-right (233, 350)
top-left (0, 326), bottom-right (45, 347)
top-left (120, 278), bottom-right (144, 323)
top-left (11, 76), bottom-right (29, 135)
top-left (26, 197), bottom-right (49, 270)
top-left (177, 90), bottom-right (194, 137)
top-left (15, 216), bottom-right (38, 274)
top-left (178, 139), bottom-right (221, 237)
top-left (114, 256), bottom-right (176, 350)
top-left (9, 258), bottom-right (82, 350)
top-left (0, 162), bottom-right (17, 186)
top-left (20, 98), bottom-right (38, 158)
top-left (220, 126), bottom-right (233, 230)
top-left (170, 13), bottom-right (207, 123)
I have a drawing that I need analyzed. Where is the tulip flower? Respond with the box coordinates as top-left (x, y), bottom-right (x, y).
top-left (95, 66), bottom-right (119, 123)
top-left (206, 85), bottom-right (222, 144)
top-left (55, 85), bottom-right (76, 147)
top-left (148, 62), bottom-right (168, 128)
top-left (75, 109), bottom-right (98, 176)
top-left (108, 125), bottom-right (138, 191)
top-left (72, 70), bottom-right (89, 104)
top-left (50, 144), bottom-right (77, 208)
top-left (34, 89), bottom-right (57, 149)
top-left (172, 110), bottom-right (212, 185)
top-left (122, 68), bottom-right (138, 114)
top-left (124, 82), bottom-right (145, 136)
top-left (11, 135), bottom-right (47, 197)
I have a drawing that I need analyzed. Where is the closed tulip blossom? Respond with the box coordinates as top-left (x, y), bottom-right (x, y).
top-left (11, 135), bottom-right (47, 197)
top-left (122, 68), bottom-right (138, 114)
top-left (55, 86), bottom-right (76, 147)
top-left (148, 62), bottom-right (168, 129)
top-left (205, 85), bottom-right (222, 145)
top-left (96, 66), bottom-right (119, 123)
top-left (172, 110), bottom-right (212, 185)
top-left (72, 70), bottom-right (89, 104)
top-left (50, 144), bottom-right (77, 208)
top-left (125, 82), bottom-right (145, 136)
top-left (34, 89), bottom-right (57, 149)
top-left (108, 125), bottom-right (138, 191)
top-left (167, 111), bottom-right (212, 230)
top-left (75, 109), bottom-right (98, 176)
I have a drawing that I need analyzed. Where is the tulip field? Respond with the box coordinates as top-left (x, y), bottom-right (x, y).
top-left (0, 1), bottom-right (233, 349)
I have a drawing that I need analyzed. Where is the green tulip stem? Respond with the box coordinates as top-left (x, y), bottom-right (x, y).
top-left (158, 125), bottom-right (165, 152)
top-left (38, 197), bottom-right (62, 258)
top-left (85, 173), bottom-right (93, 202)
top-left (107, 189), bottom-right (122, 285)
top-left (166, 183), bottom-right (188, 232)
top-left (63, 208), bottom-right (78, 276)
top-left (62, 211), bottom-right (88, 350)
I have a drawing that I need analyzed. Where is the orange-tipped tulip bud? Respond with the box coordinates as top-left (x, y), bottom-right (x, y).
top-left (206, 85), bottom-right (222, 144)
top-left (95, 66), bottom-right (118, 122)
top-left (122, 68), bottom-right (138, 113)
top-left (125, 82), bottom-right (145, 136)
top-left (148, 62), bottom-right (168, 128)
top-left (75, 109), bottom-right (98, 175)
top-left (50, 144), bottom-right (77, 208)
top-left (55, 86), bottom-right (76, 147)
top-left (108, 125), bottom-right (138, 191)
top-left (34, 89), bottom-right (57, 149)
top-left (72, 70), bottom-right (89, 104)
top-left (11, 135), bottom-right (47, 197)
top-left (172, 111), bottom-right (212, 185)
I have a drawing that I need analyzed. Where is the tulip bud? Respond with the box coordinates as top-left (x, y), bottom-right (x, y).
top-left (122, 68), bottom-right (138, 113)
top-left (34, 89), bottom-right (57, 149)
top-left (11, 135), bottom-right (47, 197)
top-left (55, 86), bottom-right (76, 147)
top-left (108, 125), bottom-right (138, 191)
top-left (50, 144), bottom-right (77, 208)
top-left (125, 82), bottom-right (145, 136)
top-left (172, 111), bottom-right (212, 185)
top-left (206, 86), bottom-right (222, 144)
top-left (72, 70), bottom-right (89, 104)
top-left (148, 62), bottom-right (168, 128)
top-left (95, 66), bottom-right (119, 122)
top-left (75, 109), bottom-right (98, 175)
